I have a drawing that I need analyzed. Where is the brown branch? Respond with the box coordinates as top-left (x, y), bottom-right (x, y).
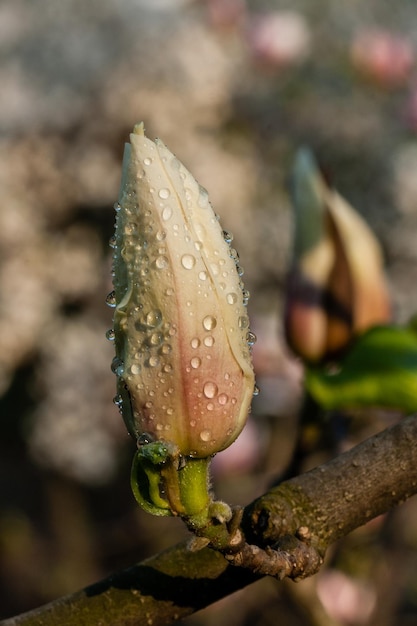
top-left (2, 415), bottom-right (417, 626)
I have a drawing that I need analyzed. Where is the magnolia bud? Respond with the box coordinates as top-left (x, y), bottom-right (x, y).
top-left (109, 123), bottom-right (255, 459)
top-left (285, 149), bottom-right (391, 362)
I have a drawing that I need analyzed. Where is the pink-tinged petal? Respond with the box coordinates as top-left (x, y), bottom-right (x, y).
top-left (112, 124), bottom-right (255, 457)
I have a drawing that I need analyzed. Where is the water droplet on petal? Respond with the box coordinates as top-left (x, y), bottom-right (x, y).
top-left (223, 230), bottom-right (233, 244)
top-left (155, 255), bottom-right (169, 270)
top-left (198, 271), bottom-right (207, 281)
top-left (158, 188), bottom-right (170, 199)
top-left (204, 335), bottom-right (215, 347)
top-left (148, 332), bottom-right (163, 346)
top-left (106, 329), bottom-right (115, 341)
top-left (203, 315), bottom-right (217, 331)
top-left (111, 357), bottom-right (124, 377)
top-left (181, 254), bottom-right (196, 270)
top-left (191, 338), bottom-right (200, 349)
top-left (114, 202), bottom-right (121, 212)
top-left (148, 355), bottom-right (160, 368)
top-left (238, 316), bottom-right (249, 329)
top-left (246, 331), bottom-right (257, 346)
top-left (146, 309), bottom-right (162, 328)
top-left (113, 394), bottom-right (123, 407)
top-left (138, 432), bottom-right (154, 445)
top-left (253, 384), bottom-right (260, 396)
top-left (227, 292), bottom-right (238, 305)
top-left (203, 381), bottom-right (218, 399)
top-left (130, 363), bottom-right (141, 375)
top-left (200, 430), bottom-right (211, 442)
top-left (191, 357), bottom-right (201, 369)
top-left (109, 235), bottom-right (117, 248)
top-left (144, 157), bottom-right (153, 166)
top-left (218, 393), bottom-right (228, 405)
top-left (242, 289), bottom-right (250, 306)
top-left (162, 206), bottom-right (172, 221)
top-left (106, 290), bottom-right (117, 307)
top-left (160, 343), bottom-right (172, 355)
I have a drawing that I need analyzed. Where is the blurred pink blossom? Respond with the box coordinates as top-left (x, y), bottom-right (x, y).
top-left (317, 569), bottom-right (376, 625)
top-left (246, 11), bottom-right (311, 69)
top-left (205, 0), bottom-right (246, 31)
top-left (351, 29), bottom-right (414, 88)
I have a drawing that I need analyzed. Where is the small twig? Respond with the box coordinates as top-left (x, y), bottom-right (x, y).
top-left (225, 530), bottom-right (324, 581)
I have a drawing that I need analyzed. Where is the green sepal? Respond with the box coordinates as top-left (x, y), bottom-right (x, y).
top-left (306, 325), bottom-right (417, 413)
top-left (131, 449), bottom-right (172, 516)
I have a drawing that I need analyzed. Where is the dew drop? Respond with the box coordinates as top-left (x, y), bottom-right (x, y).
top-left (191, 338), bottom-right (200, 349)
top-left (223, 230), bottom-right (233, 244)
top-left (203, 315), bottom-right (217, 331)
top-left (162, 206), bottom-right (172, 221)
top-left (106, 290), bottom-right (117, 307)
top-left (158, 188), bottom-right (170, 199)
top-left (200, 430), bottom-right (211, 442)
top-left (160, 343), bottom-right (172, 355)
top-left (242, 289), bottom-right (250, 306)
top-left (165, 287), bottom-right (174, 296)
top-left (155, 255), bottom-right (169, 270)
top-left (190, 419), bottom-right (197, 427)
top-left (236, 264), bottom-right (244, 277)
top-left (198, 186), bottom-right (209, 208)
top-left (130, 363), bottom-right (141, 375)
top-left (207, 403), bottom-right (214, 411)
top-left (246, 331), bottom-right (257, 346)
top-left (181, 254), bottom-right (196, 270)
top-left (218, 393), bottom-right (228, 405)
top-left (146, 309), bottom-right (162, 328)
top-left (109, 235), bottom-right (117, 249)
top-left (163, 364), bottom-right (173, 373)
top-left (156, 230), bottom-right (166, 241)
top-left (203, 381), bottom-right (218, 399)
top-left (148, 332), bottom-right (163, 346)
top-left (111, 357), bottom-right (124, 377)
top-left (204, 335), bottom-right (215, 347)
top-left (227, 292), bottom-right (238, 305)
top-left (238, 315), bottom-right (249, 329)
top-left (138, 432), bottom-right (154, 446)
top-left (148, 355), bottom-right (160, 368)
top-left (144, 157), bottom-right (152, 166)
top-left (113, 394), bottom-right (123, 407)
top-left (191, 357), bottom-right (201, 369)
top-left (198, 271), bottom-right (207, 281)
top-left (253, 384), bottom-right (260, 396)
top-left (106, 329), bottom-right (115, 341)
top-left (113, 202), bottom-right (121, 212)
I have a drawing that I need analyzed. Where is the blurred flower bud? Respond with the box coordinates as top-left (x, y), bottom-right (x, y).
top-left (247, 11), bottom-right (311, 69)
top-left (285, 149), bottom-right (391, 363)
top-left (350, 29), bottom-right (414, 88)
top-left (109, 123), bottom-right (255, 458)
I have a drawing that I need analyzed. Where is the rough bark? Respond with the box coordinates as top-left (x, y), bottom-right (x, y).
top-left (2, 414), bottom-right (417, 626)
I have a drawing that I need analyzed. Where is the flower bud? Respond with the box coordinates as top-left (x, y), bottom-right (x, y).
top-left (110, 123), bottom-right (255, 458)
top-left (285, 149), bottom-right (391, 362)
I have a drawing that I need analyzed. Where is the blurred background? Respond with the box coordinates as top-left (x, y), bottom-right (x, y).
top-left (1, 0), bottom-right (417, 624)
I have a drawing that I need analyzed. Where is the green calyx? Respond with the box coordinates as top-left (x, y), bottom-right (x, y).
top-left (131, 442), bottom-right (235, 549)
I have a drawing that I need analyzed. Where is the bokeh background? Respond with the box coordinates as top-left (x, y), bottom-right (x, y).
top-left (1, 0), bottom-right (417, 624)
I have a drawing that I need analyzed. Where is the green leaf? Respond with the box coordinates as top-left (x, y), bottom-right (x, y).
top-left (306, 325), bottom-right (417, 413)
